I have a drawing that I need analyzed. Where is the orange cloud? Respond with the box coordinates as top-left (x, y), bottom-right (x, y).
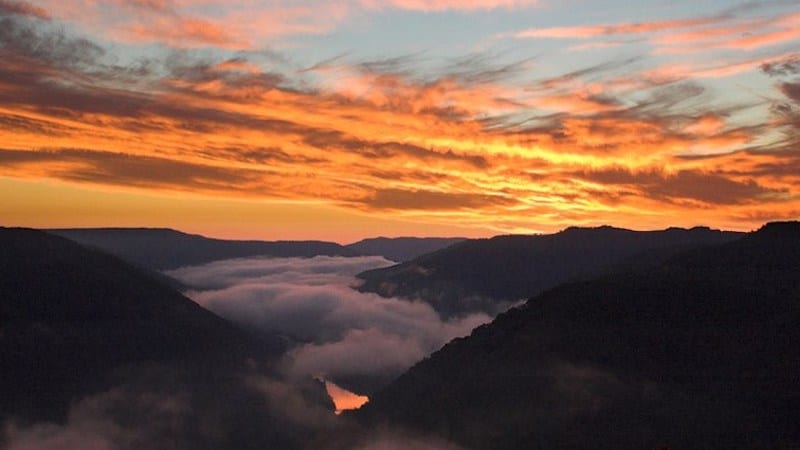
top-left (653, 12), bottom-right (800, 53)
top-left (729, 26), bottom-right (800, 51)
top-left (516, 10), bottom-right (800, 57)
top-left (1, 7), bottom-right (798, 237)
top-left (372, 0), bottom-right (538, 11)
top-left (515, 17), bottom-right (719, 39)
top-left (124, 16), bottom-right (245, 48)
top-left (652, 20), bottom-right (759, 49)
top-left (30, 0), bottom-right (344, 48)
top-left (0, 0), bottom-right (49, 19)
top-left (684, 114), bottom-right (725, 136)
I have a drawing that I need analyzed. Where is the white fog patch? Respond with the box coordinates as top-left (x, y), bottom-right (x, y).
top-left (167, 255), bottom-right (395, 291)
top-left (167, 256), bottom-right (493, 386)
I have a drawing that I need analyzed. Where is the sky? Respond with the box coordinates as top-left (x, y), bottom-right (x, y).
top-left (1, 0), bottom-right (799, 241)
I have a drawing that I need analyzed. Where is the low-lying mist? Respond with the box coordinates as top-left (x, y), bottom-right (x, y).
top-left (167, 256), bottom-right (493, 394)
top-left (1, 362), bottom-right (338, 450)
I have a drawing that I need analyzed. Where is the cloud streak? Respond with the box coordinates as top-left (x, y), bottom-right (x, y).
top-left (0, 0), bottom-right (49, 19)
top-left (514, 16), bottom-right (720, 39)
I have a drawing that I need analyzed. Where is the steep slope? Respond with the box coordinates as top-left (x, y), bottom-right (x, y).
top-left (0, 228), bottom-right (286, 423)
top-left (357, 222), bottom-right (800, 449)
top-left (346, 237), bottom-right (466, 262)
top-left (357, 226), bottom-right (742, 318)
top-left (48, 228), bottom-right (357, 270)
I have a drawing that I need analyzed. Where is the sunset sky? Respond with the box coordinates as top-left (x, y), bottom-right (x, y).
top-left (1, 0), bottom-right (799, 241)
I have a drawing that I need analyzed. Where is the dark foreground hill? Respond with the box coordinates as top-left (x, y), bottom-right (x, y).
top-left (345, 237), bottom-right (467, 262)
top-left (49, 228), bottom-right (358, 271)
top-left (357, 226), bottom-right (742, 318)
top-left (0, 228), bottom-right (330, 449)
top-left (356, 222), bottom-right (800, 450)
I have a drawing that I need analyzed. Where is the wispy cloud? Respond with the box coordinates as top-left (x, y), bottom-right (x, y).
top-left (513, 8), bottom-right (800, 54)
top-left (514, 16), bottom-right (720, 39)
top-left (0, 0), bottom-right (49, 19)
top-left (30, 0), bottom-right (539, 50)
top-left (365, 0), bottom-right (538, 12)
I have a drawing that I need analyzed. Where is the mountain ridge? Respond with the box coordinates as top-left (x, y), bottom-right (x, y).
top-left (0, 227), bottom-right (286, 422)
top-left (356, 225), bottom-right (744, 318)
top-left (345, 236), bottom-right (467, 262)
top-left (48, 227), bottom-right (359, 271)
top-left (355, 222), bottom-right (800, 449)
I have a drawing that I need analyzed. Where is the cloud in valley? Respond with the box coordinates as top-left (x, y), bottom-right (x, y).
top-left (167, 256), bottom-right (493, 391)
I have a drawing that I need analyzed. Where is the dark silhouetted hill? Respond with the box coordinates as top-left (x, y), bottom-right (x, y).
top-left (355, 222), bottom-right (800, 449)
top-left (345, 237), bottom-right (467, 262)
top-left (48, 228), bottom-right (358, 271)
top-left (357, 226), bottom-right (742, 318)
top-left (0, 228), bottom-right (294, 426)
